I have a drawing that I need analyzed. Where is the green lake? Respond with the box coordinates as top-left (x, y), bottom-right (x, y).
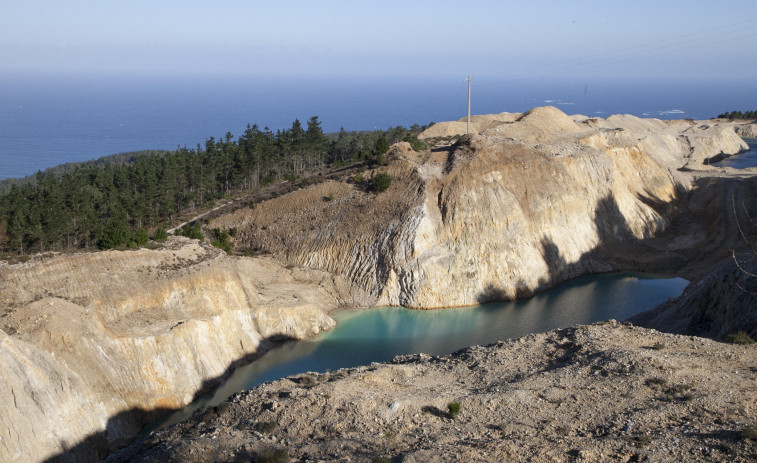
top-left (157, 272), bottom-right (687, 429)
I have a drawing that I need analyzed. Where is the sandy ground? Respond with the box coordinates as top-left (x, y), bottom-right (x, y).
top-left (112, 321), bottom-right (757, 463)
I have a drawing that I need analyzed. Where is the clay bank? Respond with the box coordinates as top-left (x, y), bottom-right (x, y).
top-left (1, 107), bottom-right (756, 462)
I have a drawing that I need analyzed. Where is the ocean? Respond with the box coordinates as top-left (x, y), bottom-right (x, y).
top-left (1, 74), bottom-right (755, 180)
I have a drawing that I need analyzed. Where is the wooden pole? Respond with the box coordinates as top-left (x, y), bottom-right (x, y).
top-left (467, 75), bottom-right (471, 135)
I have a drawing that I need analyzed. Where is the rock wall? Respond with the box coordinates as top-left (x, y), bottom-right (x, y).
top-left (217, 107), bottom-right (747, 308)
top-left (1, 107), bottom-right (750, 461)
top-left (735, 122), bottom-right (757, 138)
top-left (630, 252), bottom-right (757, 340)
top-left (0, 238), bottom-right (352, 462)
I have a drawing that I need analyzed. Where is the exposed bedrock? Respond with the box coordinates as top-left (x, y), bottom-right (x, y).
top-left (0, 239), bottom-right (356, 462)
top-left (0, 107), bottom-right (751, 462)
top-left (631, 254), bottom-right (757, 341)
top-left (214, 107), bottom-right (747, 308)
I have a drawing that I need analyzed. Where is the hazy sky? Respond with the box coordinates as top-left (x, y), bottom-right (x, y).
top-left (2, 0), bottom-right (756, 80)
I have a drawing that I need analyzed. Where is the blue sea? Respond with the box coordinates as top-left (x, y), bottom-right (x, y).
top-left (1, 74), bottom-right (755, 180)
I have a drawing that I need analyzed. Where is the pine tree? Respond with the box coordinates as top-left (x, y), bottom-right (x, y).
top-left (0, 219), bottom-right (8, 252)
top-left (98, 216), bottom-right (131, 249)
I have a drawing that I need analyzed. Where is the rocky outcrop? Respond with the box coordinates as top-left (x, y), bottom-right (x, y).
top-left (0, 238), bottom-right (354, 462)
top-left (115, 321), bottom-right (757, 462)
top-left (422, 108), bottom-right (748, 173)
top-left (214, 107), bottom-right (747, 308)
top-left (418, 112), bottom-right (521, 139)
top-left (631, 256), bottom-right (757, 340)
top-left (735, 122), bottom-right (757, 138)
top-left (2, 107), bottom-right (752, 462)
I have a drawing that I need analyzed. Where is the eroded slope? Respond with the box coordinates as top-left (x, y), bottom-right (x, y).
top-left (0, 238), bottom-right (355, 462)
top-left (211, 107), bottom-right (747, 308)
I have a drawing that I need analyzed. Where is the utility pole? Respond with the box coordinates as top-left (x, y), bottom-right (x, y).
top-left (466, 75), bottom-right (472, 135)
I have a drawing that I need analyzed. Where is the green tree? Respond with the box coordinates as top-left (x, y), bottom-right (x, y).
top-left (210, 228), bottom-right (232, 254)
top-left (98, 216), bottom-right (131, 249)
top-left (371, 172), bottom-right (392, 192)
top-left (179, 222), bottom-right (203, 240)
top-left (134, 227), bottom-right (149, 246)
top-left (403, 134), bottom-right (427, 152)
top-left (153, 227), bottom-right (168, 242)
top-left (375, 137), bottom-right (390, 155)
top-left (0, 219), bottom-right (8, 252)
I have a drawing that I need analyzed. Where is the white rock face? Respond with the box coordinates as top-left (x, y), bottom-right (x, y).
top-left (0, 107), bottom-right (749, 462)
top-left (734, 122), bottom-right (757, 138)
top-left (0, 239), bottom-right (349, 462)
top-left (223, 107), bottom-right (747, 309)
top-left (377, 133), bottom-right (675, 307)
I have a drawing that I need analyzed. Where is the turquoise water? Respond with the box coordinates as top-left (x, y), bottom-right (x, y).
top-left (155, 272), bottom-right (687, 429)
top-left (714, 139), bottom-right (757, 169)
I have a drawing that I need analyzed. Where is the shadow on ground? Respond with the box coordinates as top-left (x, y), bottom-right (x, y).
top-left (44, 335), bottom-right (297, 463)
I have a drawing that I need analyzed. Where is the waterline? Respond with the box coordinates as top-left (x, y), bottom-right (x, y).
top-left (154, 272), bottom-right (687, 430)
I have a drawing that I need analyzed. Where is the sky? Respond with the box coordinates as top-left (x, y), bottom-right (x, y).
top-left (2, 0), bottom-right (757, 81)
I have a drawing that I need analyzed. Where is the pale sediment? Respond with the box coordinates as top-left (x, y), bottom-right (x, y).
top-left (0, 107), bottom-right (753, 461)
top-left (0, 239), bottom-right (354, 462)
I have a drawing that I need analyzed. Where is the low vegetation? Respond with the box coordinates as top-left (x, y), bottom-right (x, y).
top-left (651, 342), bottom-right (665, 350)
top-left (257, 447), bottom-right (289, 463)
top-left (741, 426), bottom-right (757, 440)
top-left (371, 172), bottom-right (392, 192)
top-left (447, 401), bottom-right (461, 419)
top-left (725, 331), bottom-right (755, 344)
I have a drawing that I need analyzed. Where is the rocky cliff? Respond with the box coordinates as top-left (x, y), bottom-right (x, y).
top-left (211, 107), bottom-right (747, 308)
top-left (630, 256), bottom-right (757, 341)
top-left (0, 238), bottom-right (356, 462)
top-left (1, 107), bottom-right (751, 462)
top-left (735, 122), bottom-right (757, 138)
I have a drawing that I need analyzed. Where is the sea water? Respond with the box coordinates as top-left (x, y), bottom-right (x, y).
top-left (154, 272), bottom-right (687, 429)
top-left (2, 74), bottom-right (756, 179)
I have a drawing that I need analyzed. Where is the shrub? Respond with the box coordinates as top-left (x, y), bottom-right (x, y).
top-left (651, 342), bottom-right (665, 350)
top-left (178, 222), bottom-right (203, 240)
top-left (134, 227), bottom-right (149, 246)
top-left (254, 420), bottom-right (278, 434)
top-left (353, 173), bottom-right (364, 184)
top-left (258, 447), bottom-right (289, 463)
top-left (403, 134), bottom-right (427, 151)
top-left (645, 377), bottom-right (667, 387)
top-left (741, 426), bottom-right (757, 440)
top-left (447, 401), bottom-right (461, 419)
top-left (153, 227), bottom-right (167, 242)
top-left (631, 435), bottom-right (652, 448)
top-left (371, 172), bottom-right (391, 192)
top-left (725, 331), bottom-right (755, 344)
